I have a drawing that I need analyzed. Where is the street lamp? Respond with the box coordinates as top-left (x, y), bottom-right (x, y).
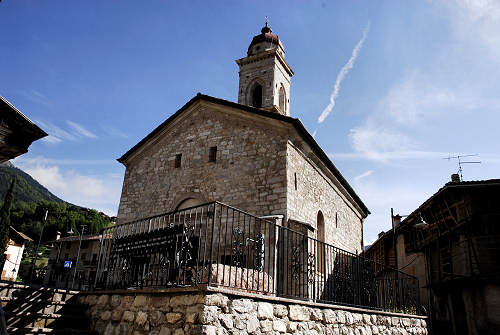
top-left (70, 224), bottom-right (87, 290)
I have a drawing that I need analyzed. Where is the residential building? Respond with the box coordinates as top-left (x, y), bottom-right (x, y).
top-left (44, 234), bottom-right (102, 290)
top-left (365, 175), bottom-right (500, 335)
top-left (1, 226), bottom-right (32, 281)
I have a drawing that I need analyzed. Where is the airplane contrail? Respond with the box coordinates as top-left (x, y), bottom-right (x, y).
top-left (318, 24), bottom-right (370, 124)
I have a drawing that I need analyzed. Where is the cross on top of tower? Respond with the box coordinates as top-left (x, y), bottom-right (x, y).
top-left (262, 17), bottom-right (272, 34)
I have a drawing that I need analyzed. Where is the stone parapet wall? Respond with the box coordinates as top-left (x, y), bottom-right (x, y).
top-left (80, 288), bottom-right (428, 335)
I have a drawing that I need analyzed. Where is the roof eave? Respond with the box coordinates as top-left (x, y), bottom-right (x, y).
top-left (0, 96), bottom-right (48, 140)
top-left (400, 179), bottom-right (500, 226)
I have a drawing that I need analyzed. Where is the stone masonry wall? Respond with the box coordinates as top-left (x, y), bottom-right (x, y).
top-left (238, 55), bottom-right (277, 109)
top-left (237, 53), bottom-right (292, 117)
top-left (80, 289), bottom-right (428, 335)
top-left (117, 103), bottom-right (288, 224)
top-left (286, 143), bottom-right (364, 253)
top-left (118, 99), bottom-right (366, 255)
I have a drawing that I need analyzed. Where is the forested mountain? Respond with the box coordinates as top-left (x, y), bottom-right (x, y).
top-left (0, 162), bottom-right (62, 203)
top-left (9, 201), bottom-right (113, 243)
top-left (0, 161), bottom-right (114, 243)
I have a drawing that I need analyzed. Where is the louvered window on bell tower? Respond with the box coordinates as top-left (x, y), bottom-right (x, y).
top-left (279, 86), bottom-right (286, 112)
top-left (251, 84), bottom-right (262, 108)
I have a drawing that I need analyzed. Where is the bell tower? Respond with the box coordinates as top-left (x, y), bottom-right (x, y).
top-left (236, 22), bottom-right (294, 116)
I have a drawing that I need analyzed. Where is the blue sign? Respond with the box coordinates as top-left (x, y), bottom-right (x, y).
top-left (64, 261), bottom-right (72, 268)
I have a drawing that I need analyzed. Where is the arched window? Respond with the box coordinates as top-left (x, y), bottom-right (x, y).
top-left (316, 211), bottom-right (326, 274)
top-left (251, 84), bottom-right (263, 108)
top-left (279, 86), bottom-right (286, 113)
top-left (176, 198), bottom-right (203, 211)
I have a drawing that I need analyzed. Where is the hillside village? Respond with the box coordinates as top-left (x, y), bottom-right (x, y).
top-left (1, 3), bottom-right (499, 335)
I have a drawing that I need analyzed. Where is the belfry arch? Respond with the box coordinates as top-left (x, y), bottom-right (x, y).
top-left (248, 81), bottom-right (264, 108)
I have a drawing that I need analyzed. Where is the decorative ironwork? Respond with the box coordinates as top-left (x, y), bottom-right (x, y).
top-left (178, 219), bottom-right (196, 268)
top-left (95, 201), bottom-right (421, 314)
top-left (291, 246), bottom-right (301, 280)
top-left (232, 227), bottom-right (245, 267)
top-left (253, 233), bottom-right (265, 271)
top-left (158, 254), bottom-right (172, 284)
top-left (193, 264), bottom-right (208, 285)
top-left (307, 252), bottom-right (316, 284)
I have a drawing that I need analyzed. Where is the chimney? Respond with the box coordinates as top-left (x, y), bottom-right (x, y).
top-left (392, 214), bottom-right (402, 229)
top-left (378, 231), bottom-right (385, 239)
top-left (451, 173), bottom-right (460, 182)
top-left (56, 231), bottom-right (61, 240)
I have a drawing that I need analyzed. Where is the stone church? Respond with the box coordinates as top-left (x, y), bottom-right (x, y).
top-left (116, 23), bottom-right (369, 254)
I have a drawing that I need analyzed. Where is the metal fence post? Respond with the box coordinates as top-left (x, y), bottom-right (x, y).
top-left (207, 203), bottom-right (217, 287)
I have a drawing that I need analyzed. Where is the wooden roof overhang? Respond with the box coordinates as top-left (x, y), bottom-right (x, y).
top-left (400, 180), bottom-right (500, 251)
top-left (0, 96), bottom-right (47, 163)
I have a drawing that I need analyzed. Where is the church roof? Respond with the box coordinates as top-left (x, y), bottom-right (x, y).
top-left (118, 93), bottom-right (370, 216)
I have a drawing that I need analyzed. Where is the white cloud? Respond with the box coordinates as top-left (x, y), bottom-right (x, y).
top-left (332, 150), bottom-right (449, 161)
top-left (21, 90), bottom-right (52, 108)
top-left (379, 71), bottom-right (459, 125)
top-left (354, 170), bottom-right (373, 181)
top-left (354, 179), bottom-right (431, 245)
top-left (67, 120), bottom-right (97, 139)
top-left (440, 0), bottom-right (500, 61)
top-left (41, 136), bottom-right (63, 144)
top-left (14, 156), bottom-right (115, 166)
top-left (15, 158), bottom-right (122, 216)
top-left (349, 125), bottom-right (415, 158)
top-left (345, 70), bottom-right (490, 162)
top-left (343, 2), bottom-right (500, 164)
top-left (101, 125), bottom-right (128, 138)
top-left (318, 24), bottom-right (369, 124)
top-left (34, 119), bottom-right (99, 144)
top-left (35, 119), bottom-right (77, 143)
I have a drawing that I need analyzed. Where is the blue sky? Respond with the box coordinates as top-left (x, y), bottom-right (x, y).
top-left (2, 1), bottom-right (499, 244)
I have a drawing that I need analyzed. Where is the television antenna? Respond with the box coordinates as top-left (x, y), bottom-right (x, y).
top-left (443, 154), bottom-right (481, 181)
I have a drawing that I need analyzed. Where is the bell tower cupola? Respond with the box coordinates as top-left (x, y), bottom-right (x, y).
top-left (236, 21), bottom-right (294, 116)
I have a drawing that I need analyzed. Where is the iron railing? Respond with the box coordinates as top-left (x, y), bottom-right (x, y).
top-left (95, 202), bottom-right (420, 313)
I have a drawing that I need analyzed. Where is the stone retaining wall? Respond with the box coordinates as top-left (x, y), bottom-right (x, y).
top-left (79, 288), bottom-right (428, 335)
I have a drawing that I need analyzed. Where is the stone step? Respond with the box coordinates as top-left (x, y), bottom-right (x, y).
top-left (7, 326), bottom-right (94, 335)
top-left (0, 293), bottom-right (79, 307)
top-left (4, 301), bottom-right (87, 315)
top-left (6, 311), bottom-right (91, 330)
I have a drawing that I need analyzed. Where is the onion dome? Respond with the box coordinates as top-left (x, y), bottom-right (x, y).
top-left (247, 22), bottom-right (283, 56)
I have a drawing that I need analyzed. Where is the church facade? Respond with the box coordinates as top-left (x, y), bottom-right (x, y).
top-left (116, 24), bottom-right (369, 254)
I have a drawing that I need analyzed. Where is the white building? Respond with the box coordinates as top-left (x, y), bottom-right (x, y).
top-left (2, 226), bottom-right (32, 281)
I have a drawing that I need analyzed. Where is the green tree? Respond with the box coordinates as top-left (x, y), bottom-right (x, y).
top-left (0, 178), bottom-right (15, 270)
